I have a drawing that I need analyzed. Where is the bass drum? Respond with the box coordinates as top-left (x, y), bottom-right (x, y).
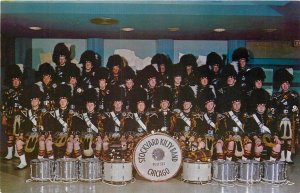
top-left (133, 132), bottom-right (182, 181)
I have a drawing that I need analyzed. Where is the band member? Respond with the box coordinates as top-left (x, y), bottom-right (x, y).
top-left (246, 67), bottom-right (270, 114)
top-left (151, 53), bottom-right (172, 86)
top-left (231, 47), bottom-right (251, 91)
top-left (52, 43), bottom-right (73, 84)
top-left (16, 86), bottom-right (45, 169)
top-left (2, 64), bottom-right (25, 160)
top-left (180, 54), bottom-right (198, 86)
top-left (245, 89), bottom-right (281, 161)
top-left (39, 84), bottom-right (73, 159)
top-left (80, 50), bottom-right (100, 89)
top-left (272, 68), bottom-right (299, 163)
top-left (94, 67), bottom-right (111, 112)
top-left (198, 90), bottom-right (226, 160)
top-left (107, 54), bottom-right (124, 87)
top-left (195, 65), bottom-right (216, 112)
top-left (150, 86), bottom-right (176, 134)
top-left (120, 66), bottom-right (137, 112)
top-left (206, 52), bottom-right (224, 87)
top-left (223, 90), bottom-right (250, 161)
top-left (35, 63), bottom-right (57, 111)
top-left (170, 64), bottom-right (185, 109)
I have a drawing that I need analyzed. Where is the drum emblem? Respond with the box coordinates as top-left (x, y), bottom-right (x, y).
top-left (152, 148), bottom-right (165, 161)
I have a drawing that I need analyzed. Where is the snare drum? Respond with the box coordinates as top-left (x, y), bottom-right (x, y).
top-left (54, 158), bottom-right (78, 182)
top-left (103, 161), bottom-right (133, 185)
top-left (212, 160), bottom-right (237, 183)
top-left (30, 159), bottom-right (54, 181)
top-left (262, 161), bottom-right (287, 184)
top-left (79, 158), bottom-right (102, 182)
top-left (182, 160), bottom-right (212, 184)
top-left (237, 160), bottom-right (261, 183)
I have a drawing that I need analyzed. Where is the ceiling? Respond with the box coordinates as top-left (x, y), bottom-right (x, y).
top-left (1, 1), bottom-right (300, 40)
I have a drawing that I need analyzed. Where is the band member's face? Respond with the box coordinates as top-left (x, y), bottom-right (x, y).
top-left (205, 101), bottom-right (215, 112)
top-left (255, 80), bottom-right (263, 89)
top-left (69, 77), bottom-right (77, 86)
top-left (59, 56), bottom-right (66, 65)
top-left (99, 79), bottom-right (107, 89)
top-left (59, 98), bottom-right (68, 109)
top-left (160, 100), bottom-right (170, 110)
top-left (174, 76), bottom-right (182, 85)
top-left (12, 78), bottom-right (21, 88)
top-left (200, 77), bottom-right (208, 86)
top-left (186, 65), bottom-right (192, 73)
top-left (239, 59), bottom-right (247, 68)
top-left (31, 98), bottom-right (40, 108)
top-left (227, 76), bottom-right (236, 86)
top-left (113, 101), bottom-right (123, 111)
top-left (137, 102), bottom-right (146, 112)
top-left (43, 74), bottom-right (52, 85)
top-left (125, 79), bottom-right (134, 90)
top-left (183, 101), bottom-right (192, 111)
top-left (256, 104), bottom-right (266, 114)
top-left (281, 82), bottom-right (290, 92)
top-left (112, 65), bottom-right (120, 75)
top-left (160, 64), bottom-right (166, 73)
top-left (85, 61), bottom-right (93, 71)
top-left (232, 101), bottom-right (241, 112)
top-left (148, 77), bottom-right (157, 88)
top-left (212, 64), bottom-right (219, 73)
top-left (86, 102), bottom-right (95, 113)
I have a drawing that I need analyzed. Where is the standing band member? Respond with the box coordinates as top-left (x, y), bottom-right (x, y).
top-left (180, 54), bottom-right (198, 86)
top-left (80, 50), bottom-right (99, 89)
top-left (206, 52), bottom-right (224, 87)
top-left (94, 67), bottom-right (111, 112)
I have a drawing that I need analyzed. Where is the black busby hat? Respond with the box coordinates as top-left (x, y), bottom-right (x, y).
top-left (107, 54), bottom-right (123, 69)
top-left (6, 64), bottom-right (24, 81)
top-left (155, 86), bottom-right (173, 104)
top-left (55, 84), bottom-right (71, 102)
top-left (110, 86), bottom-right (124, 102)
top-left (133, 87), bottom-right (147, 104)
top-left (206, 52), bottom-right (223, 67)
top-left (121, 66), bottom-right (136, 83)
top-left (80, 50), bottom-right (99, 67)
top-left (179, 54), bottom-right (197, 69)
top-left (28, 85), bottom-right (43, 100)
top-left (151, 53), bottom-right (169, 66)
top-left (248, 67), bottom-right (266, 86)
top-left (199, 89), bottom-right (215, 108)
top-left (138, 65), bottom-right (160, 87)
top-left (229, 87), bottom-right (242, 103)
top-left (221, 65), bottom-right (237, 79)
top-left (171, 64), bottom-right (184, 77)
top-left (197, 65), bottom-right (212, 80)
top-left (179, 86), bottom-right (195, 105)
top-left (232, 47), bottom-right (249, 61)
top-left (52, 43), bottom-right (71, 64)
top-left (38, 63), bottom-right (55, 79)
top-left (65, 64), bottom-right (81, 79)
top-left (274, 68), bottom-right (293, 86)
top-left (251, 89), bottom-right (270, 106)
top-left (84, 88), bottom-right (98, 104)
top-left (95, 67), bottom-right (109, 81)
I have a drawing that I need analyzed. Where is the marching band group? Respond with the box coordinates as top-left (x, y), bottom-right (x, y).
top-left (1, 43), bottom-right (299, 170)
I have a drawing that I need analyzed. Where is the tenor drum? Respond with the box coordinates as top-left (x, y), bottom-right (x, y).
top-left (212, 160), bottom-right (237, 183)
top-left (54, 158), bottom-right (78, 182)
top-left (262, 161), bottom-right (287, 184)
top-left (30, 159), bottom-right (54, 181)
top-left (237, 160), bottom-right (261, 183)
top-left (103, 161), bottom-right (133, 185)
top-left (79, 158), bottom-right (102, 182)
top-left (182, 160), bottom-right (212, 184)
top-left (133, 133), bottom-right (182, 181)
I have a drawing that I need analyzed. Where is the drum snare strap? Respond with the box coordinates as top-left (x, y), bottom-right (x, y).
top-left (134, 113), bottom-right (147, 132)
top-left (228, 111), bottom-right (244, 133)
top-left (28, 110), bottom-right (37, 127)
top-left (110, 112), bottom-right (121, 127)
top-left (83, 113), bottom-right (98, 133)
top-left (55, 110), bottom-right (68, 132)
top-left (252, 114), bottom-right (271, 134)
top-left (204, 113), bottom-right (216, 129)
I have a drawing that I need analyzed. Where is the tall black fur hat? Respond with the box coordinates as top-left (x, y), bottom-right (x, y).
top-left (133, 87), bottom-right (147, 104)
top-left (52, 43), bottom-right (71, 64)
top-left (107, 54), bottom-right (123, 69)
top-left (5, 64), bottom-right (24, 83)
top-left (222, 65), bottom-right (237, 79)
top-left (199, 89), bottom-right (215, 109)
top-left (274, 68), bottom-right (293, 86)
top-left (155, 86), bottom-right (173, 104)
top-left (95, 67), bottom-right (109, 81)
top-left (197, 65), bottom-right (212, 81)
top-left (55, 84), bottom-right (71, 102)
top-left (84, 88), bottom-right (98, 104)
top-left (252, 89), bottom-right (270, 106)
top-left (178, 86), bottom-right (195, 105)
top-left (65, 64), bottom-right (81, 80)
top-left (138, 65), bottom-right (160, 87)
top-left (121, 66), bottom-right (136, 83)
top-left (179, 54), bottom-right (197, 69)
top-left (171, 64), bottom-right (184, 77)
top-left (110, 86), bottom-right (124, 102)
top-left (37, 63), bottom-right (55, 80)
top-left (232, 47), bottom-right (249, 61)
top-left (206, 52), bottom-right (223, 67)
top-left (248, 67), bottom-right (266, 86)
top-left (80, 50), bottom-right (100, 67)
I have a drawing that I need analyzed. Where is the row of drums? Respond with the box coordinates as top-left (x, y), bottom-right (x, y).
top-left (30, 158), bottom-right (288, 185)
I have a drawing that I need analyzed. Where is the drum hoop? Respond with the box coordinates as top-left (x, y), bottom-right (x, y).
top-left (79, 177), bottom-right (102, 182)
top-left (102, 178), bottom-right (134, 185)
top-left (262, 178), bottom-right (287, 184)
top-left (133, 132), bottom-right (183, 182)
top-left (238, 177), bottom-right (261, 183)
top-left (181, 178), bottom-right (211, 184)
top-left (212, 177), bottom-right (236, 183)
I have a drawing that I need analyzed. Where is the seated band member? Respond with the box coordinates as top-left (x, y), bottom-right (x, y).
top-left (272, 68), bottom-right (299, 163)
top-left (223, 90), bottom-right (250, 161)
top-left (245, 89), bottom-right (281, 161)
top-left (2, 64), bottom-right (25, 160)
top-left (198, 90), bottom-right (226, 160)
top-left (150, 86), bottom-right (176, 134)
top-left (16, 86), bottom-right (45, 169)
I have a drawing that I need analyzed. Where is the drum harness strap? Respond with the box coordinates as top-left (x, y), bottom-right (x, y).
top-left (28, 109), bottom-right (38, 132)
top-left (134, 113), bottom-right (147, 132)
top-left (178, 110), bottom-right (191, 127)
top-left (228, 111), bottom-right (244, 133)
top-left (252, 114), bottom-right (271, 134)
top-left (55, 109), bottom-right (67, 132)
top-left (110, 112), bottom-right (121, 126)
top-left (35, 81), bottom-right (44, 93)
top-left (204, 113), bottom-right (216, 129)
top-left (83, 113), bottom-right (98, 133)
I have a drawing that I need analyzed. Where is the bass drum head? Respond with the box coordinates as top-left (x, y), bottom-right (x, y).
top-left (133, 133), bottom-right (182, 181)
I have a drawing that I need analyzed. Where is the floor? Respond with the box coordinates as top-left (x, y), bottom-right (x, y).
top-left (0, 153), bottom-right (299, 193)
